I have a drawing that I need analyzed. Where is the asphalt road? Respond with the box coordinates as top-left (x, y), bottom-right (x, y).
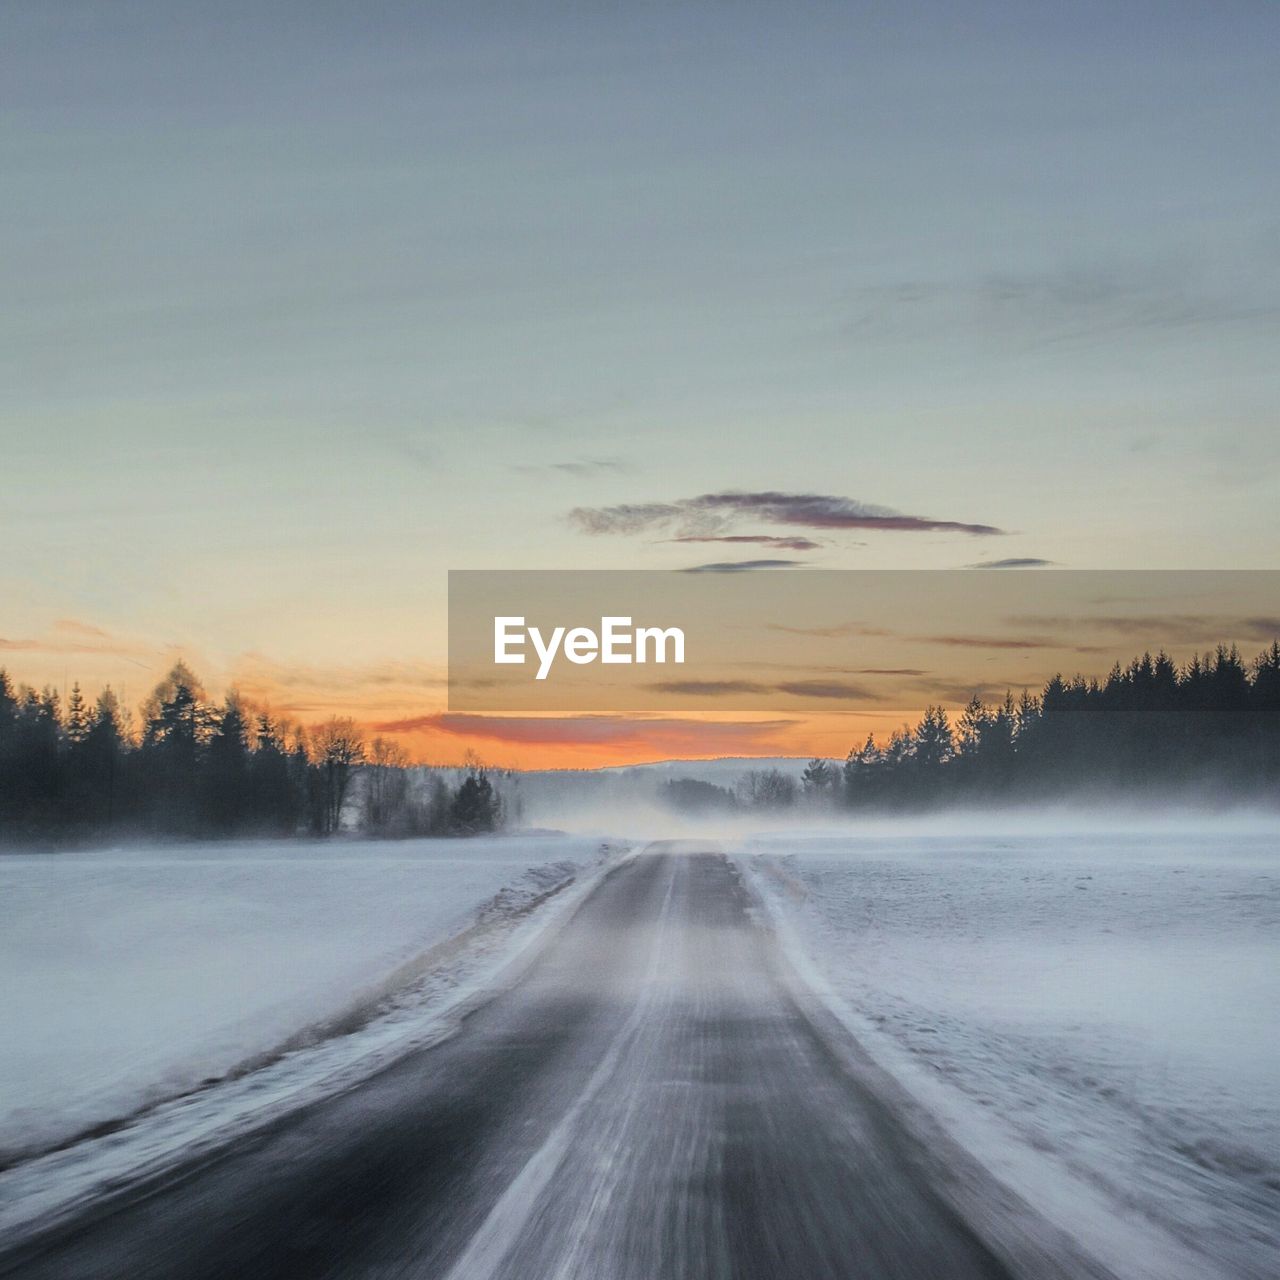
top-left (1, 846), bottom-right (1029, 1280)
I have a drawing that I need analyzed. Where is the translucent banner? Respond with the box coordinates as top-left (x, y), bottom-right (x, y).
top-left (448, 570), bottom-right (1280, 713)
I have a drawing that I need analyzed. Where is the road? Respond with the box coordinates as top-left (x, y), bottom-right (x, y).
top-left (2, 846), bottom-right (1037, 1280)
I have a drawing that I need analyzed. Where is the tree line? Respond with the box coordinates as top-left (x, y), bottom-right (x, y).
top-left (656, 641), bottom-right (1280, 814)
top-left (0, 661), bottom-right (504, 844)
top-left (825, 641), bottom-right (1280, 809)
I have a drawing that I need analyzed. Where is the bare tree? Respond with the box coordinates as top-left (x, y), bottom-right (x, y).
top-left (737, 768), bottom-right (798, 809)
top-left (311, 717), bottom-right (366, 835)
top-left (363, 736), bottom-right (409, 835)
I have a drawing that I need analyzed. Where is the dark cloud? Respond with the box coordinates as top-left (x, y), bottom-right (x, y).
top-left (570, 501), bottom-right (686, 535)
top-left (724, 661), bottom-right (928, 677)
top-left (569, 490), bottom-right (1003, 538)
top-left (681, 559), bottom-right (800, 573)
top-left (966, 558), bottom-right (1054, 569)
top-left (371, 712), bottom-right (796, 751)
top-left (646, 680), bottom-right (771, 696)
top-left (669, 534), bottom-right (822, 551)
top-left (775, 679), bottom-right (875, 700)
top-left (923, 634), bottom-right (1069, 650)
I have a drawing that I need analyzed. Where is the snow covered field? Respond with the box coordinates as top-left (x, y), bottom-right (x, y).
top-left (0, 835), bottom-right (615, 1167)
top-left (738, 824), bottom-right (1280, 1280)
top-left (5, 822), bottom-right (1276, 1278)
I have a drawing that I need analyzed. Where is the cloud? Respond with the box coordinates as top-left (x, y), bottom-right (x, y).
top-left (910, 677), bottom-right (1037, 703)
top-left (775, 679), bottom-right (875, 700)
top-left (669, 534), bottom-right (822, 551)
top-left (1005, 614), bottom-right (1280, 647)
top-left (681, 559), bottom-right (801, 573)
top-left (569, 490), bottom-right (1004, 538)
top-left (371, 712), bottom-right (796, 752)
top-left (0, 620), bottom-right (154, 667)
top-left (514, 456), bottom-right (633, 478)
top-left (52, 618), bottom-right (114, 639)
top-left (767, 622), bottom-right (893, 639)
top-left (646, 680), bottom-right (771, 696)
top-left (966, 558), bottom-right (1054, 569)
top-left (233, 654), bottom-right (446, 694)
top-left (646, 678), bottom-right (878, 700)
top-left (767, 621), bottom-right (1102, 653)
top-left (922, 634), bottom-right (1070, 650)
top-left (227, 654), bottom-right (447, 720)
top-left (843, 262), bottom-right (1280, 350)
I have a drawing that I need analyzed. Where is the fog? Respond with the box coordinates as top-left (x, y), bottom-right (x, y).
top-left (3, 791), bottom-right (1276, 1279)
top-left (502, 758), bottom-right (1280, 844)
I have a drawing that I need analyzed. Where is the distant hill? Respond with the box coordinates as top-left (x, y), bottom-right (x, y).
top-left (595, 757), bottom-right (822, 784)
top-left (511, 757), bottom-right (829, 788)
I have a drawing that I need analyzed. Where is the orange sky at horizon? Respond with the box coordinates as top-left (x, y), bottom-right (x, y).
top-left (5, 591), bottom-right (1280, 769)
top-left (6, 5), bottom-right (1280, 778)
top-left (0, 613), bottom-right (1014, 767)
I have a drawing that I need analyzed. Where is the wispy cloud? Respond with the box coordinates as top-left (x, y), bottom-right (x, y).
top-left (843, 262), bottom-right (1280, 350)
top-left (1005, 614), bottom-right (1280, 647)
top-left (647, 680), bottom-right (771, 697)
top-left (52, 618), bottom-right (114, 639)
top-left (775, 679), bottom-right (876, 700)
top-left (514, 456), bottom-right (633, 478)
top-left (570, 490), bottom-right (1004, 538)
top-left (922, 634), bottom-right (1072, 650)
top-left (767, 622), bottom-right (893, 639)
top-left (765, 619), bottom-right (1105, 654)
top-left (966, 557), bottom-right (1054, 569)
top-left (228, 654), bottom-right (447, 720)
top-left (371, 712), bottom-right (796, 753)
top-left (669, 534), bottom-right (822, 551)
top-left (647, 677), bottom-right (879, 700)
top-left (0, 620), bottom-right (154, 667)
top-left (681, 559), bottom-right (800, 573)
top-left (909, 676), bottom-right (1038, 703)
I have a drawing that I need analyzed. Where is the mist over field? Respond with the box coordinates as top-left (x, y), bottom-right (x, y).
top-left (502, 755), bottom-right (1280, 842)
top-left (2, 798), bottom-right (1276, 1279)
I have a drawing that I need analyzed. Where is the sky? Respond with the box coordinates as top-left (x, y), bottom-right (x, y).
top-left (3, 2), bottom-right (1279, 765)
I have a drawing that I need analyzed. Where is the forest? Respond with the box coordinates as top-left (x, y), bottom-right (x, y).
top-left (821, 641), bottom-right (1280, 809)
top-left (0, 661), bottom-right (503, 844)
top-left (3, 641), bottom-right (1278, 843)
top-left (655, 641), bottom-right (1280, 814)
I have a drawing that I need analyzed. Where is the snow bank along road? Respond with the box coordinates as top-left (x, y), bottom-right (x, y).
top-left (0, 845), bottom-right (1110, 1280)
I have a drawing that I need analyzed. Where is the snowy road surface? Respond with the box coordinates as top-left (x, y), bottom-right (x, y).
top-left (0, 845), bottom-right (1094, 1280)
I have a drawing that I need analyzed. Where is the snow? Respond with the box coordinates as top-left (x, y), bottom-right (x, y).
top-left (5, 821), bottom-right (1277, 1276)
top-left (737, 826), bottom-right (1280, 1280)
top-left (0, 835), bottom-right (617, 1167)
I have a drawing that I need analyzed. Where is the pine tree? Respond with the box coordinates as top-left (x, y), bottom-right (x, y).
top-left (449, 767), bottom-right (501, 834)
top-left (65, 682), bottom-right (90, 746)
top-left (203, 697), bottom-right (251, 833)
